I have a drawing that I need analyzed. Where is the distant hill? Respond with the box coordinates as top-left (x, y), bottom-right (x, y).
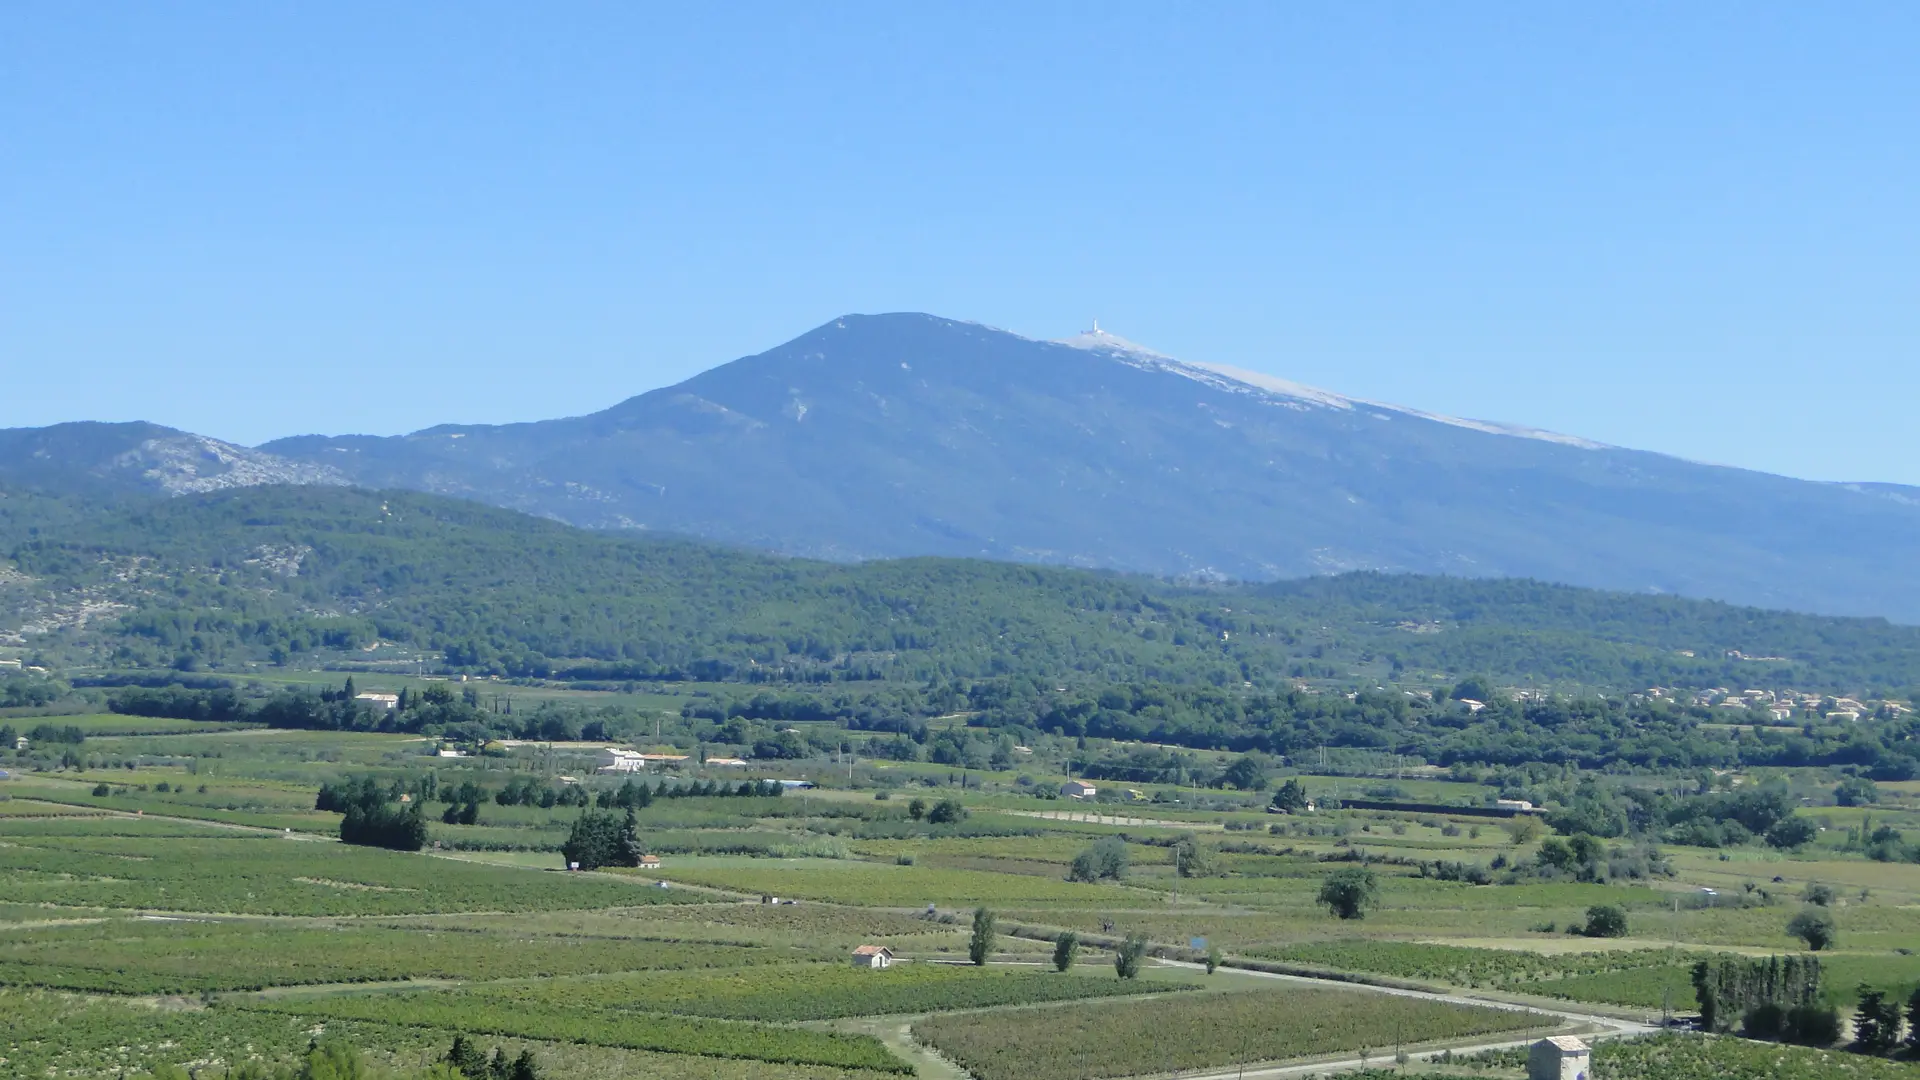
top-left (6, 484), bottom-right (1920, 696)
top-left (8, 314), bottom-right (1920, 619)
top-left (0, 421), bottom-right (344, 498)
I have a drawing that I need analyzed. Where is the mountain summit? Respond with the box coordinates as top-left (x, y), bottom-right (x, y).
top-left (8, 314), bottom-right (1918, 619)
top-left (256, 313), bottom-right (1920, 618)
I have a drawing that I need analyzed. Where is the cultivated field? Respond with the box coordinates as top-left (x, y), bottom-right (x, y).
top-left (3, 718), bottom-right (1919, 1080)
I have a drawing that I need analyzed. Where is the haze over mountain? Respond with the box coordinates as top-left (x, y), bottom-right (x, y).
top-left (7, 314), bottom-right (1919, 621)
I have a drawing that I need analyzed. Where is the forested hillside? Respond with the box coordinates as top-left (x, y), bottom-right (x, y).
top-left (7, 484), bottom-right (1920, 700)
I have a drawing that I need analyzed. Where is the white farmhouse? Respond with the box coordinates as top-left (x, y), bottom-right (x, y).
top-left (1061, 780), bottom-right (1097, 800)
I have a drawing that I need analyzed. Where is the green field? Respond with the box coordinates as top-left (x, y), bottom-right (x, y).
top-left (0, 833), bottom-right (710, 915)
top-left (14, 713), bottom-right (260, 736)
top-left (233, 993), bottom-right (911, 1072)
top-left (914, 985), bottom-right (1539, 1080)
top-left (0, 989), bottom-right (904, 1080)
top-left (1374, 1033), bottom-right (1920, 1080)
top-left (653, 859), bottom-right (1142, 906)
top-left (3, 717), bottom-right (1920, 1079)
top-left (0, 918), bottom-right (811, 994)
top-left (458, 961), bottom-right (1187, 1021)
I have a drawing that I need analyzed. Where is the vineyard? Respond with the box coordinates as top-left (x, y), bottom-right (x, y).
top-left (1251, 939), bottom-right (1704, 989)
top-left (0, 796), bottom-right (108, 816)
top-left (1247, 939), bottom-right (1920, 1011)
top-left (1535, 951), bottom-right (1920, 1010)
top-left (653, 861), bottom-right (1139, 906)
top-left (0, 919), bottom-right (811, 994)
top-left (0, 988), bottom-right (432, 1079)
top-left (605, 899), bottom-right (960, 941)
top-left (1373, 1034), bottom-right (1920, 1079)
top-left (0, 988), bottom-right (905, 1080)
top-left (2, 715), bottom-right (1918, 1080)
top-left (23, 713), bottom-right (260, 736)
top-left (0, 834), bottom-right (711, 915)
top-left (912, 985), bottom-right (1540, 1080)
top-left (0, 813), bottom-right (258, 837)
top-left (456, 961), bottom-right (1186, 1021)
top-left (230, 993), bottom-right (911, 1072)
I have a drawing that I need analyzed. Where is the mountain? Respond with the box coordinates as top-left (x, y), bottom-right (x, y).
top-left (256, 314), bottom-right (1920, 620)
top-left (8, 315), bottom-right (1920, 620)
top-left (0, 422), bottom-right (345, 498)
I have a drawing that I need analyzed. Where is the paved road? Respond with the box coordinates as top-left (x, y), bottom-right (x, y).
top-left (1150, 957), bottom-right (1660, 1080)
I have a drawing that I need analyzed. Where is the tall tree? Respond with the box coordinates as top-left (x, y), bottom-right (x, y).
top-left (968, 906), bottom-right (997, 966)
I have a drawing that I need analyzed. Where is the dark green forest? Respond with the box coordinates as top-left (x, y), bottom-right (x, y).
top-left (7, 483), bottom-right (1920, 697)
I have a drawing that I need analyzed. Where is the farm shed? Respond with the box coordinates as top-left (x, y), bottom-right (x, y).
top-left (1527, 1035), bottom-right (1589, 1080)
top-left (1061, 780), bottom-right (1097, 800)
top-left (851, 945), bottom-right (894, 969)
top-left (597, 748), bottom-right (647, 773)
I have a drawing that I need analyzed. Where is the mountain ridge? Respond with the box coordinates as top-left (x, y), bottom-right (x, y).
top-left (0, 421), bottom-right (347, 498)
top-left (7, 482), bottom-right (1920, 698)
top-left (7, 313), bottom-right (1919, 620)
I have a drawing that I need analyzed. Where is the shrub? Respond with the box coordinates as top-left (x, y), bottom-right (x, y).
top-left (1053, 931), bottom-right (1079, 972)
top-left (1173, 833), bottom-right (1217, 879)
top-left (1270, 778), bottom-right (1308, 813)
top-left (1582, 905), bottom-right (1628, 938)
top-left (1765, 816), bottom-right (1818, 850)
top-left (1833, 776), bottom-right (1879, 807)
top-left (1783, 1004), bottom-right (1841, 1046)
top-left (1787, 908), bottom-right (1836, 952)
top-left (1317, 867), bottom-right (1380, 920)
top-left (1115, 932), bottom-right (1149, 979)
top-left (1069, 837), bottom-right (1129, 882)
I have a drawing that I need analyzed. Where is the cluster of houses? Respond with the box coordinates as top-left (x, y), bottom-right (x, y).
top-left (1640, 686), bottom-right (1911, 723)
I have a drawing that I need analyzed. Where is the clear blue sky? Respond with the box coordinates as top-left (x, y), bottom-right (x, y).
top-left (3, 4), bottom-right (1915, 482)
